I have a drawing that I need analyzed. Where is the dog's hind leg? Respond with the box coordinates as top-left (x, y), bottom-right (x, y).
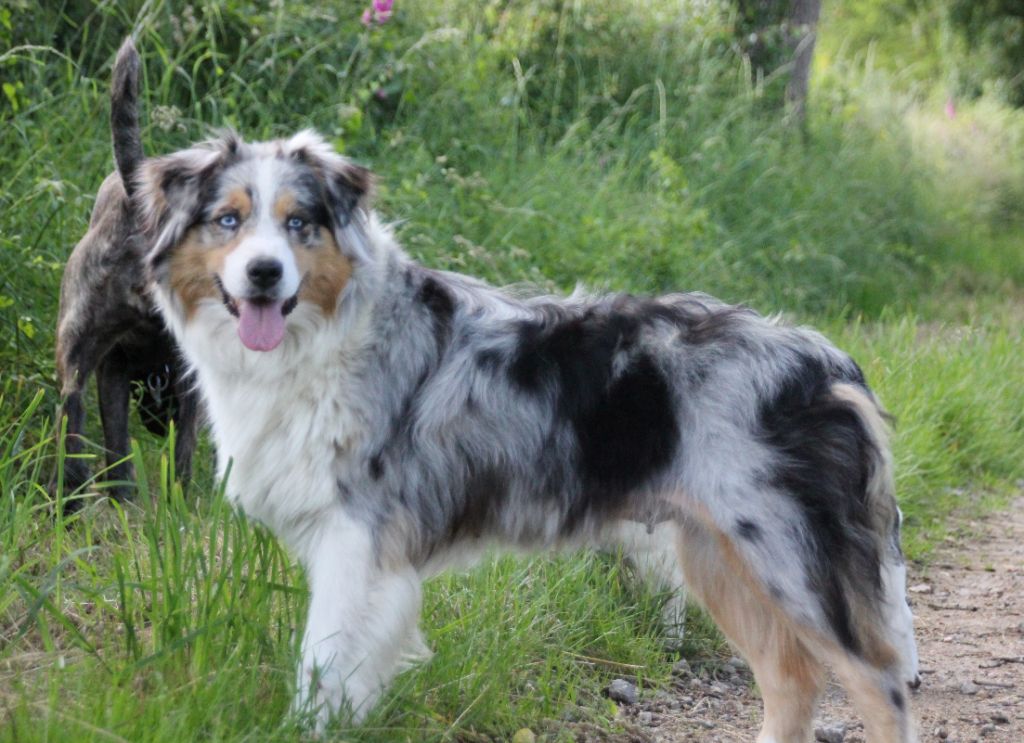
top-left (674, 517), bottom-right (825, 743)
top-left (96, 355), bottom-right (135, 500)
top-left (55, 333), bottom-right (105, 510)
top-left (56, 387), bottom-right (92, 508)
top-left (818, 644), bottom-right (916, 743)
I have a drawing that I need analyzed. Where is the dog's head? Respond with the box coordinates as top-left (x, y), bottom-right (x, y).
top-left (137, 130), bottom-right (372, 352)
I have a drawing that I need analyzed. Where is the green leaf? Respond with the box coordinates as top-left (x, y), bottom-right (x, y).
top-left (2, 82), bottom-right (18, 112)
top-left (16, 316), bottom-right (34, 339)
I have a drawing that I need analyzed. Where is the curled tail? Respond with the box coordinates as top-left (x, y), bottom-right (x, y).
top-left (111, 37), bottom-right (143, 197)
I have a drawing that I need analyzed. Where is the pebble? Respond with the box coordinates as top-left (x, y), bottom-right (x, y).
top-left (814, 723), bottom-right (846, 743)
top-left (909, 583), bottom-right (934, 594)
top-left (979, 724), bottom-right (996, 737)
top-left (637, 710), bottom-right (654, 725)
top-left (933, 727), bottom-right (948, 739)
top-left (511, 729), bottom-right (536, 743)
top-left (672, 658), bottom-right (692, 677)
top-left (990, 712), bottom-right (1009, 724)
top-left (607, 678), bottom-right (639, 705)
top-left (728, 655), bottom-right (748, 670)
top-left (959, 681), bottom-right (981, 695)
top-left (709, 681), bottom-right (731, 696)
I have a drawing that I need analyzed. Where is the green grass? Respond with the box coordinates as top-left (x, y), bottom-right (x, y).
top-left (2, 1), bottom-right (1024, 740)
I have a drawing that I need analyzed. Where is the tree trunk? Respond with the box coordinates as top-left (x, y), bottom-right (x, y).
top-left (734, 0), bottom-right (821, 127)
top-left (784, 0), bottom-right (822, 127)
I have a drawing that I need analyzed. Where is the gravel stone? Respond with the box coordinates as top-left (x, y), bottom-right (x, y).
top-left (959, 681), bottom-right (981, 696)
top-left (815, 723), bottom-right (846, 743)
top-left (607, 678), bottom-right (639, 705)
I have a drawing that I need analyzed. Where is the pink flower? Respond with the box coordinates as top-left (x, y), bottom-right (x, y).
top-left (361, 0), bottom-right (393, 27)
top-left (944, 96), bottom-right (956, 120)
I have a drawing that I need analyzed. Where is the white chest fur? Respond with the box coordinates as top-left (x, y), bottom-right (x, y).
top-left (183, 302), bottom-right (369, 544)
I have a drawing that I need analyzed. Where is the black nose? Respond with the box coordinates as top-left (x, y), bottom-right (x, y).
top-left (907, 674), bottom-right (922, 690)
top-left (247, 258), bottom-right (283, 290)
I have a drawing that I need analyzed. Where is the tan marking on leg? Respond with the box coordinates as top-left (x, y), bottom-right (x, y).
top-left (674, 518), bottom-right (825, 743)
top-left (828, 650), bottom-right (917, 743)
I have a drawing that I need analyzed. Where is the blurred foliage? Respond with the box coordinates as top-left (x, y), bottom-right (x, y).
top-left (949, 0), bottom-right (1024, 106)
top-left (0, 0), bottom-right (1022, 381)
top-left (822, 0), bottom-right (1024, 107)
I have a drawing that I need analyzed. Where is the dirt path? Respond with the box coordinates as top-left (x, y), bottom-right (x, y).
top-left (613, 498), bottom-right (1024, 742)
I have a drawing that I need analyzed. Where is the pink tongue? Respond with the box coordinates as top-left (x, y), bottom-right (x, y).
top-left (237, 299), bottom-right (287, 351)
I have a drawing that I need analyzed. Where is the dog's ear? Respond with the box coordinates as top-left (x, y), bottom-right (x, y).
top-left (284, 130), bottom-right (375, 263)
top-left (136, 133), bottom-right (241, 272)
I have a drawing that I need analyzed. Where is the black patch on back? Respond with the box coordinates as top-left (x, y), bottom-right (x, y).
top-left (508, 299), bottom-right (679, 527)
top-left (417, 274), bottom-right (455, 351)
top-left (735, 519), bottom-right (761, 542)
top-left (759, 352), bottom-right (880, 655)
top-left (575, 354), bottom-right (677, 495)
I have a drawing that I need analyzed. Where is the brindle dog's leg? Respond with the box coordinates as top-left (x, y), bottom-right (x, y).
top-left (57, 389), bottom-right (91, 506)
top-left (172, 371), bottom-right (200, 489)
top-left (55, 333), bottom-right (108, 511)
top-left (96, 354), bottom-right (135, 500)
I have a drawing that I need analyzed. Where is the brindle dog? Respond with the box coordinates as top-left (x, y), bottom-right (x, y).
top-left (54, 39), bottom-right (199, 510)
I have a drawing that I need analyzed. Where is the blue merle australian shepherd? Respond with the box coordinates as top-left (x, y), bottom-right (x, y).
top-left (115, 39), bottom-right (919, 743)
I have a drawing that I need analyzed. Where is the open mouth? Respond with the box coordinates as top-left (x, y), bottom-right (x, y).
top-left (213, 275), bottom-right (299, 352)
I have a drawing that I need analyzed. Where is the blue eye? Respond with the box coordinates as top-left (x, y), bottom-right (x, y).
top-left (286, 216), bottom-right (306, 231)
top-left (217, 213), bottom-right (239, 229)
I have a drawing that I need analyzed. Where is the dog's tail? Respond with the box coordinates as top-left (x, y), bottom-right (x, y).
top-left (827, 382), bottom-right (907, 662)
top-left (111, 36), bottom-right (144, 198)
top-left (830, 382), bottom-right (897, 539)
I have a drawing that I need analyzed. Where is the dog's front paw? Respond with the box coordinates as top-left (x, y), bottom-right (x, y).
top-left (293, 660), bottom-right (333, 735)
top-left (294, 656), bottom-right (378, 733)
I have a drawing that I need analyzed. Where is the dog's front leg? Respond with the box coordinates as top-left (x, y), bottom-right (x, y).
top-left (295, 510), bottom-right (423, 731)
top-left (171, 375), bottom-right (200, 489)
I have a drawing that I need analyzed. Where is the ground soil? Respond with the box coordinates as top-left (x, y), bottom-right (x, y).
top-left (595, 497), bottom-right (1024, 742)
